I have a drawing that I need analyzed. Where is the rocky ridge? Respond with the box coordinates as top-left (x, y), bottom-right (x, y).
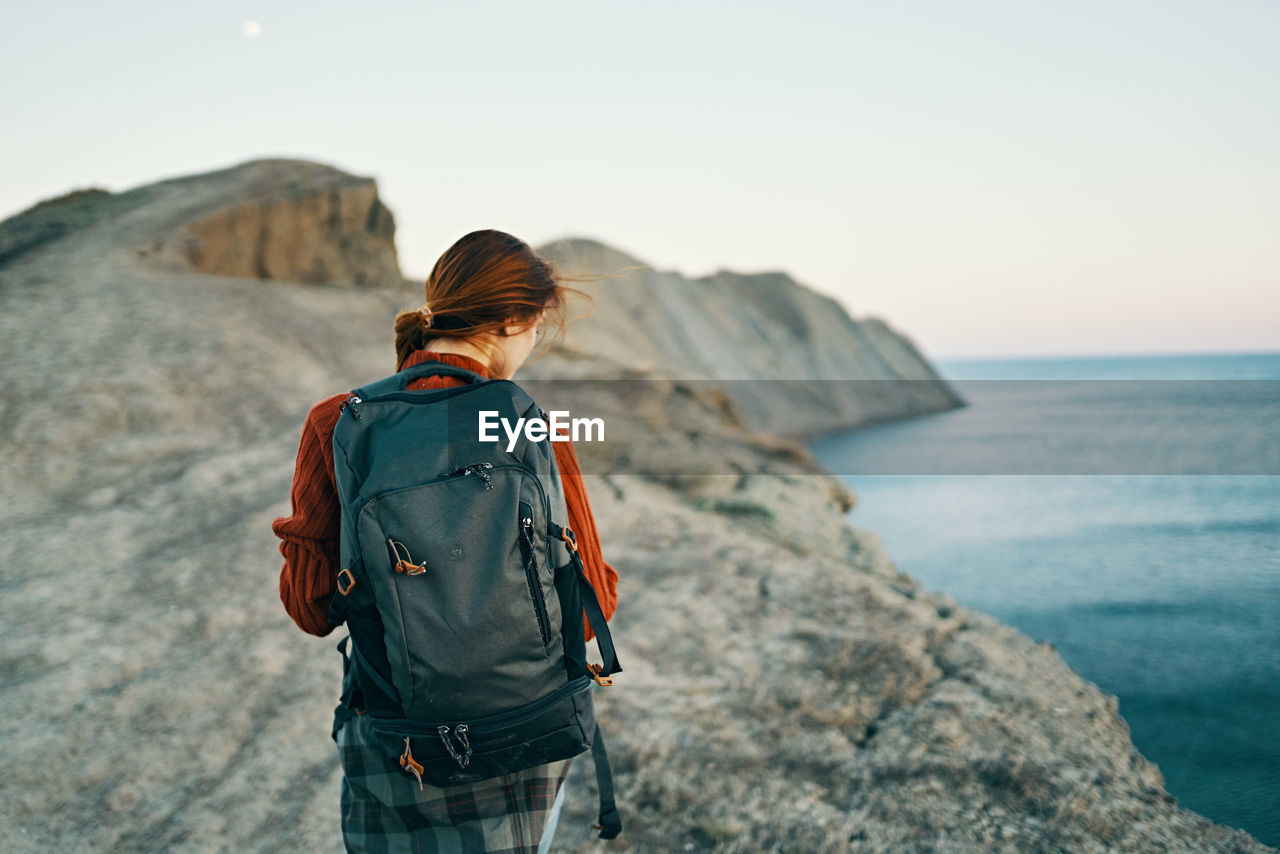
top-left (533, 237), bottom-right (964, 437)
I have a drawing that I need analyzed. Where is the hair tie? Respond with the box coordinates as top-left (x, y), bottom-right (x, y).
top-left (417, 306), bottom-right (433, 328)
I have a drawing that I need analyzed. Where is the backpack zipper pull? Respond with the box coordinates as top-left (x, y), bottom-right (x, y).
top-left (455, 725), bottom-right (472, 766)
top-left (340, 395), bottom-right (363, 420)
top-left (399, 737), bottom-right (424, 790)
top-left (519, 515), bottom-right (535, 553)
top-left (440, 462), bottom-right (494, 489)
top-left (437, 725), bottom-right (473, 768)
top-left (387, 538), bottom-right (427, 576)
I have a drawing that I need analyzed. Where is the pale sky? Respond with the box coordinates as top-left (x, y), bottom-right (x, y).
top-left (2, 0), bottom-right (1277, 359)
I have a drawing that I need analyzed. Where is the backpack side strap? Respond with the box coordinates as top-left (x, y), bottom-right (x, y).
top-left (331, 634), bottom-right (365, 741)
top-left (550, 522), bottom-right (622, 681)
top-left (590, 725), bottom-right (622, 839)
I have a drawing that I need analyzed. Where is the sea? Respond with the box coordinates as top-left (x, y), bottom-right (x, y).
top-left (806, 351), bottom-right (1280, 846)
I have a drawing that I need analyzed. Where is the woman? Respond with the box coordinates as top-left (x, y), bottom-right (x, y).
top-left (272, 229), bottom-right (620, 853)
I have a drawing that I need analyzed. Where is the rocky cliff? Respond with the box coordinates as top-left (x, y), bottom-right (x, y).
top-left (0, 158), bottom-right (403, 288)
top-left (532, 237), bottom-right (964, 437)
top-left (0, 159), bottom-right (1268, 853)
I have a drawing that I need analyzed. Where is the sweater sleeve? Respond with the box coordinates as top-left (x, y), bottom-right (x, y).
top-left (553, 439), bottom-right (619, 642)
top-left (271, 398), bottom-right (344, 637)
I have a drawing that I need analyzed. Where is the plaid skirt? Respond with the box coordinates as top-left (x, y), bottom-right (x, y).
top-left (336, 712), bottom-right (572, 854)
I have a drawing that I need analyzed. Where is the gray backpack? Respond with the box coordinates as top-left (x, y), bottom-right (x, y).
top-left (326, 359), bottom-right (622, 838)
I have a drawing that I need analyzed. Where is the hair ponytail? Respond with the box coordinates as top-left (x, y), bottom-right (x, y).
top-left (393, 306), bottom-right (434, 370)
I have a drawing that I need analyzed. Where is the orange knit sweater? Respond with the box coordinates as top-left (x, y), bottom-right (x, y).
top-left (272, 349), bottom-right (619, 641)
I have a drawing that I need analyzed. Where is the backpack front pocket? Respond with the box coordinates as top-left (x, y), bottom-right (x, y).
top-left (369, 676), bottom-right (596, 787)
top-left (355, 466), bottom-right (566, 721)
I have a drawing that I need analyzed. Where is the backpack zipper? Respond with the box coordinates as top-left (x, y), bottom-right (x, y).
top-left (355, 463), bottom-right (554, 552)
top-left (439, 461), bottom-right (494, 489)
top-left (519, 508), bottom-right (552, 646)
top-left (371, 675), bottom-right (592, 738)
top-left (352, 452), bottom-right (558, 585)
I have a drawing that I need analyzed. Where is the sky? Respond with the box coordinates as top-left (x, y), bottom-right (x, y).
top-left (1, 0), bottom-right (1277, 359)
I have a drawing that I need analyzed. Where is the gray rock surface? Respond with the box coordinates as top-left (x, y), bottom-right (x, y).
top-left (0, 159), bottom-right (1269, 853)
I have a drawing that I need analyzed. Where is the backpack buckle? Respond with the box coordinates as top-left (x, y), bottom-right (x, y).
top-left (399, 737), bottom-right (424, 790)
top-left (336, 568), bottom-right (356, 596)
top-left (587, 662), bottom-right (613, 687)
top-left (559, 527), bottom-right (578, 553)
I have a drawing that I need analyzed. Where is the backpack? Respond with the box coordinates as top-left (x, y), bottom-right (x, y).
top-left (324, 359), bottom-right (623, 839)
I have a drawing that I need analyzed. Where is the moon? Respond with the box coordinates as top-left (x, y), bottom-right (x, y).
top-left (243, 20), bottom-right (262, 39)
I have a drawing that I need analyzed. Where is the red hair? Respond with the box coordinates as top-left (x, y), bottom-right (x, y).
top-left (395, 230), bottom-right (590, 370)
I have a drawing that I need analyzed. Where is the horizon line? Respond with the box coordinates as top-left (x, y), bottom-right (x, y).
top-left (927, 346), bottom-right (1280, 364)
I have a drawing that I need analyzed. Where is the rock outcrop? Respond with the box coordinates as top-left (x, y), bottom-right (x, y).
top-left (0, 158), bottom-right (403, 289)
top-left (165, 160), bottom-right (401, 288)
top-left (0, 159), bottom-right (1269, 852)
top-left (532, 237), bottom-right (964, 436)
